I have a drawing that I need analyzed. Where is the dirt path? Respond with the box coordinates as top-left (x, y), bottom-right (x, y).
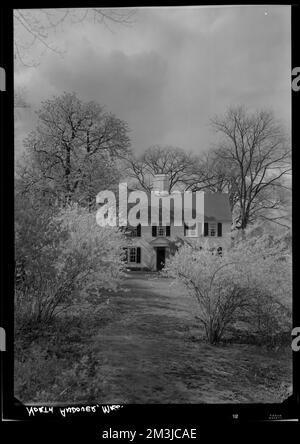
top-left (94, 272), bottom-right (292, 404)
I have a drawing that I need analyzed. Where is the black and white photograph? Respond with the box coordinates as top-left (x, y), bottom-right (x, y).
top-left (13, 5), bottom-right (293, 407)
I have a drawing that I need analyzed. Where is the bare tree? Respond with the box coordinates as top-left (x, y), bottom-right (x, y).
top-left (183, 151), bottom-right (238, 211)
top-left (127, 145), bottom-right (196, 193)
top-left (14, 8), bottom-right (137, 66)
top-left (18, 92), bottom-right (131, 207)
top-left (210, 106), bottom-right (291, 230)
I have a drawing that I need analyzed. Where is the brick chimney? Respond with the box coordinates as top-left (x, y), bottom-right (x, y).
top-left (152, 174), bottom-right (169, 194)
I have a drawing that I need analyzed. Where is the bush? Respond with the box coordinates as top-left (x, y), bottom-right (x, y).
top-left (15, 198), bottom-right (126, 327)
top-left (232, 230), bottom-right (292, 346)
top-left (14, 309), bottom-right (112, 403)
top-left (15, 343), bottom-right (104, 403)
top-left (239, 289), bottom-right (291, 347)
top-left (164, 234), bottom-right (292, 345)
top-left (15, 196), bottom-right (68, 325)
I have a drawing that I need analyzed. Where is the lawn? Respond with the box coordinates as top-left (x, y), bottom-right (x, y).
top-left (15, 272), bottom-right (292, 404)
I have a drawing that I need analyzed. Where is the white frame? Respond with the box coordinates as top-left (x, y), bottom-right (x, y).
top-left (157, 226), bottom-right (165, 236)
top-left (208, 223), bottom-right (217, 237)
top-left (185, 223), bottom-right (198, 237)
top-left (129, 247), bottom-right (137, 263)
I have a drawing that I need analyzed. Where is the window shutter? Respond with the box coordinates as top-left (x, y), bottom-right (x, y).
top-left (136, 247), bottom-right (141, 263)
top-left (204, 222), bottom-right (208, 237)
top-left (152, 226), bottom-right (157, 237)
top-left (217, 223), bottom-right (222, 237)
top-left (184, 224), bottom-right (187, 236)
top-left (166, 226), bottom-right (171, 237)
top-left (137, 224), bottom-right (141, 237)
top-left (123, 248), bottom-right (128, 262)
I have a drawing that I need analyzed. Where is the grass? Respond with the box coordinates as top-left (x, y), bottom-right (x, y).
top-left (15, 272), bottom-right (292, 404)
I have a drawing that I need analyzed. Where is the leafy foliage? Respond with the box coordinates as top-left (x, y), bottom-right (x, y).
top-left (14, 313), bottom-right (108, 403)
top-left (164, 230), bottom-right (292, 344)
top-left (15, 197), bottom-right (126, 326)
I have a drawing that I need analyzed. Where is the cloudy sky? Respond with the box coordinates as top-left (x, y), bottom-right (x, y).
top-left (14, 6), bottom-right (291, 158)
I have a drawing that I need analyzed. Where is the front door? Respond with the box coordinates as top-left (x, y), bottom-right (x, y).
top-left (156, 247), bottom-right (166, 271)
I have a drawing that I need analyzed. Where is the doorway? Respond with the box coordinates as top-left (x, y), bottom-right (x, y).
top-left (156, 247), bottom-right (166, 271)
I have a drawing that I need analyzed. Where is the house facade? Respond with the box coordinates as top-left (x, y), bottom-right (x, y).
top-left (123, 174), bottom-right (232, 271)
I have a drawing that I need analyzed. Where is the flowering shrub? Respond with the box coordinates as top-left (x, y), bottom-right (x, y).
top-left (15, 200), bottom-right (126, 326)
top-left (55, 204), bottom-right (126, 295)
top-left (164, 234), bottom-right (292, 344)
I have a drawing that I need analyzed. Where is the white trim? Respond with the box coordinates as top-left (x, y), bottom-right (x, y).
top-left (184, 223), bottom-right (198, 237)
top-left (208, 222), bottom-right (217, 237)
top-left (129, 247), bottom-right (137, 263)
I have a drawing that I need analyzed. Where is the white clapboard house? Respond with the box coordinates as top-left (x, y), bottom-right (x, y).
top-left (123, 174), bottom-right (232, 271)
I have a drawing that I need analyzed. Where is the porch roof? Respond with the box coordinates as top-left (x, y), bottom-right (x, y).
top-left (149, 237), bottom-right (171, 247)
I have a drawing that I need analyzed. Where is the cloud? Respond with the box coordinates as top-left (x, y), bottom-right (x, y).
top-left (15, 6), bottom-right (291, 157)
top-left (40, 46), bottom-right (169, 152)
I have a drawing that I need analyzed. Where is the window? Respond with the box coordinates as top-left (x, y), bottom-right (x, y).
top-left (127, 247), bottom-right (141, 263)
top-left (158, 226), bottom-right (165, 236)
top-left (152, 226), bottom-right (170, 237)
top-left (204, 222), bottom-right (223, 237)
top-left (184, 224), bottom-right (198, 237)
top-left (209, 223), bottom-right (216, 237)
top-left (129, 248), bottom-right (136, 262)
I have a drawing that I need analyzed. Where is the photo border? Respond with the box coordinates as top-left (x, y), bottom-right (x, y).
top-left (1, 2), bottom-right (299, 435)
